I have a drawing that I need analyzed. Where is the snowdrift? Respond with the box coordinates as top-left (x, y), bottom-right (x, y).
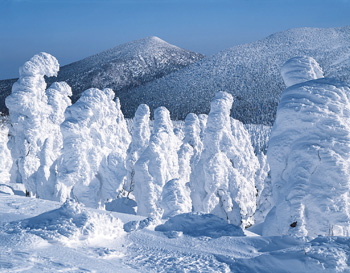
top-left (4, 200), bottom-right (125, 246)
top-left (155, 212), bottom-right (244, 238)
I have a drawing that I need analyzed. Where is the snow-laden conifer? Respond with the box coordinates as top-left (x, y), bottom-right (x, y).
top-left (5, 53), bottom-right (59, 195)
top-left (190, 91), bottom-right (257, 227)
top-left (198, 114), bottom-right (207, 141)
top-left (0, 117), bottom-right (11, 185)
top-left (263, 56), bottom-right (350, 237)
top-left (125, 104), bottom-right (151, 196)
top-left (55, 88), bottom-right (130, 207)
top-left (36, 82), bottom-right (72, 199)
top-left (133, 106), bottom-right (180, 217)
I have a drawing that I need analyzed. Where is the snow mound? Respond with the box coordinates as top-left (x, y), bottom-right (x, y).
top-left (105, 197), bottom-right (137, 215)
top-left (228, 236), bottom-right (350, 273)
top-left (0, 184), bottom-right (14, 195)
top-left (123, 217), bottom-right (156, 232)
top-left (155, 213), bottom-right (244, 238)
top-left (281, 56), bottom-right (324, 88)
top-left (5, 200), bottom-right (125, 246)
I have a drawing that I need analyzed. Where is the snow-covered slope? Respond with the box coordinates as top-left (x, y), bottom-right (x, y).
top-left (123, 26), bottom-right (350, 124)
top-left (2, 193), bottom-right (350, 272)
top-left (0, 36), bottom-right (204, 113)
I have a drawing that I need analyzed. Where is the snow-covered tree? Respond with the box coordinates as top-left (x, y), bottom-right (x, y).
top-left (0, 115), bottom-right (12, 185)
top-left (263, 56), bottom-right (350, 237)
top-left (133, 106), bottom-right (180, 217)
top-left (36, 82), bottom-right (72, 199)
top-left (198, 114), bottom-right (208, 141)
top-left (55, 88), bottom-right (130, 207)
top-left (183, 113), bottom-right (203, 168)
top-left (124, 104), bottom-right (151, 196)
top-left (190, 91), bottom-right (257, 227)
top-left (5, 53), bottom-right (59, 196)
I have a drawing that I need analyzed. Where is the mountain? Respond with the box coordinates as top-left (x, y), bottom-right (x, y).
top-left (0, 36), bottom-right (204, 114)
top-left (120, 26), bottom-right (350, 125)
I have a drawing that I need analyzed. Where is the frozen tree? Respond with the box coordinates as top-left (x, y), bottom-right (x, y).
top-left (159, 113), bottom-right (203, 219)
top-left (198, 114), bottom-right (208, 141)
top-left (183, 113), bottom-right (203, 168)
top-left (98, 96), bottom-right (131, 202)
top-left (5, 53), bottom-right (59, 196)
top-left (55, 88), bottom-right (130, 207)
top-left (0, 116), bottom-right (12, 185)
top-left (125, 104), bottom-right (151, 196)
top-left (263, 56), bottom-right (350, 237)
top-left (36, 82), bottom-right (72, 199)
top-left (133, 106), bottom-right (180, 218)
top-left (253, 154), bottom-right (271, 224)
top-left (190, 91), bottom-right (257, 227)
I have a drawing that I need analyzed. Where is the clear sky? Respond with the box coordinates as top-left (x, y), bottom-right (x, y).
top-left (1, 0), bottom-right (350, 80)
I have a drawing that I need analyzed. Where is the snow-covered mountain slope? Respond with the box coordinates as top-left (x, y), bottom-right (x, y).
top-left (122, 26), bottom-right (350, 124)
top-left (0, 36), bottom-right (203, 114)
top-left (1, 193), bottom-right (350, 272)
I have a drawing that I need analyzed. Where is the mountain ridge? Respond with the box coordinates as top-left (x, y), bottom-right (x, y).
top-left (0, 36), bottom-right (204, 113)
top-left (120, 26), bottom-right (350, 124)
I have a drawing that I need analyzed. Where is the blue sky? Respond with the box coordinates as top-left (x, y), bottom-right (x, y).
top-left (1, 0), bottom-right (350, 79)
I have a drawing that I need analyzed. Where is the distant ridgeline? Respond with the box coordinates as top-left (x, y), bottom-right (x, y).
top-left (0, 36), bottom-right (203, 115)
top-left (1, 27), bottom-right (350, 125)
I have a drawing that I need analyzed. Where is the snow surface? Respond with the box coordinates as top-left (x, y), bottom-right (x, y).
top-left (2, 193), bottom-right (350, 272)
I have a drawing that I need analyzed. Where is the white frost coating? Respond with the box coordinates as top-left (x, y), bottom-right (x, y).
top-left (190, 92), bottom-right (257, 227)
top-left (229, 118), bottom-right (260, 226)
top-left (161, 178), bottom-right (192, 219)
top-left (36, 82), bottom-right (72, 199)
top-left (263, 58), bottom-right (350, 237)
top-left (125, 104), bottom-right (151, 195)
top-left (254, 154), bottom-right (272, 224)
top-left (98, 95), bottom-right (131, 203)
top-left (56, 88), bottom-right (130, 207)
top-left (0, 119), bottom-right (11, 184)
top-left (133, 106), bottom-right (180, 217)
top-left (281, 56), bottom-right (324, 88)
top-left (115, 97), bottom-right (131, 151)
top-left (171, 114), bottom-right (201, 217)
top-left (5, 53), bottom-right (59, 195)
top-left (183, 113), bottom-right (203, 168)
top-left (198, 114), bottom-right (207, 140)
